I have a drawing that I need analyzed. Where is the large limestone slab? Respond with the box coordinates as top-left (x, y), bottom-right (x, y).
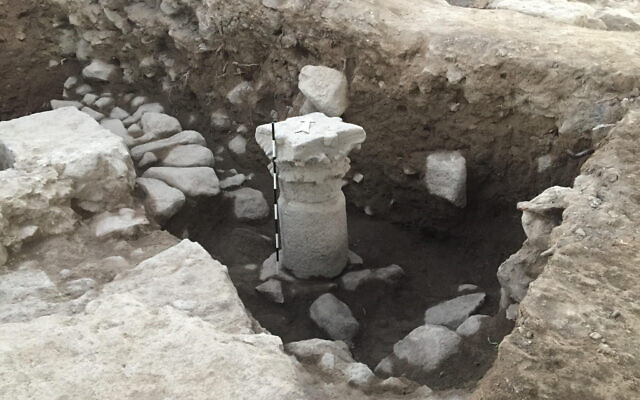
top-left (298, 65), bottom-right (349, 117)
top-left (143, 167), bottom-right (220, 197)
top-left (309, 293), bottom-right (359, 342)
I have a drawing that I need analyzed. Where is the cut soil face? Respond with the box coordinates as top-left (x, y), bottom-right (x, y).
top-left (166, 168), bottom-right (524, 390)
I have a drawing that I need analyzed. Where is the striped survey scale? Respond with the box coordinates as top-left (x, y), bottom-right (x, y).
top-left (271, 120), bottom-right (281, 272)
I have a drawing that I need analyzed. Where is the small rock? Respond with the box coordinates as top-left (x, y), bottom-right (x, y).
top-left (345, 363), bottom-right (375, 387)
top-left (319, 353), bottom-right (335, 370)
top-left (127, 123), bottom-right (143, 138)
top-left (123, 103), bottom-right (165, 125)
top-left (75, 84), bottom-right (93, 96)
top-left (425, 151), bottom-right (467, 208)
top-left (226, 81), bottom-right (256, 106)
top-left (130, 96), bottom-right (148, 108)
top-left (227, 188), bottom-right (269, 221)
top-left (424, 293), bottom-right (486, 329)
top-left (210, 109), bottom-right (231, 131)
top-left (340, 269), bottom-right (373, 291)
top-left (143, 167), bottom-right (220, 197)
top-left (255, 279), bottom-right (285, 304)
top-left (82, 60), bottom-right (119, 82)
top-left (457, 283), bottom-right (479, 293)
top-left (64, 277), bottom-right (96, 298)
top-left (506, 303), bottom-right (519, 321)
top-left (236, 124), bottom-right (249, 134)
top-left (537, 154), bottom-right (553, 173)
top-left (609, 310), bottom-right (621, 319)
top-left (347, 250), bottom-right (363, 266)
top-left (136, 177), bottom-right (186, 221)
top-left (80, 106), bottom-right (104, 121)
top-left (51, 100), bottom-right (83, 110)
top-left (110, 107), bottom-right (130, 120)
top-left (259, 252), bottom-right (295, 282)
top-left (228, 134), bottom-right (247, 155)
top-left (63, 76), bottom-right (78, 89)
top-left (59, 269), bottom-right (71, 279)
top-left (141, 112), bottom-right (182, 140)
top-left (589, 331), bottom-right (603, 341)
top-left (138, 152), bottom-right (158, 169)
top-left (219, 174), bottom-right (247, 189)
top-left (373, 264), bottom-right (404, 284)
top-left (309, 293), bottom-right (359, 342)
top-left (455, 314), bottom-right (489, 337)
top-left (285, 338), bottom-right (353, 363)
top-left (94, 97), bottom-right (115, 110)
top-left (101, 119), bottom-right (134, 147)
top-left (298, 65), bottom-right (349, 117)
top-left (82, 93), bottom-right (98, 106)
top-left (352, 173), bottom-right (364, 183)
top-left (161, 144), bottom-right (214, 167)
top-left (91, 208), bottom-right (149, 238)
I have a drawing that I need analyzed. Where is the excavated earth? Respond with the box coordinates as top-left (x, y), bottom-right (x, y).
top-left (1, 0), bottom-right (640, 399)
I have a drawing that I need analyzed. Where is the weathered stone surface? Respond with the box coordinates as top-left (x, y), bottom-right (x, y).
top-left (143, 167), bottom-right (220, 197)
top-left (425, 151), bottom-right (467, 208)
top-left (136, 177), bottom-right (186, 222)
top-left (345, 362), bottom-right (375, 387)
top-left (51, 99), bottom-right (82, 109)
top-left (82, 59), bottom-right (119, 82)
top-left (138, 151), bottom-right (158, 168)
top-left (309, 293), bottom-right (359, 342)
top-left (141, 112), bottom-right (182, 140)
top-left (259, 252), bottom-right (295, 282)
top-left (90, 208), bottom-right (149, 238)
top-left (101, 118), bottom-right (134, 146)
top-left (298, 65), bottom-right (349, 117)
top-left (255, 279), bottom-right (284, 304)
top-left (285, 338), bottom-right (354, 363)
top-left (80, 106), bottom-right (104, 121)
top-left (226, 81), bottom-right (256, 106)
top-left (227, 187), bottom-right (269, 221)
top-left (456, 314), bottom-right (489, 337)
top-left (0, 267), bottom-right (58, 323)
top-left (424, 293), bottom-right (486, 329)
top-left (219, 173), bottom-right (246, 189)
top-left (130, 130), bottom-right (206, 161)
top-left (123, 102), bottom-right (165, 125)
top-left (109, 106), bottom-right (130, 120)
top-left (160, 144), bottom-right (214, 167)
top-left (228, 134), bottom-right (247, 155)
top-left (210, 109), bottom-right (231, 131)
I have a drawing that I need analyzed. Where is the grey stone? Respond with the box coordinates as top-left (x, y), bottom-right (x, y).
top-left (259, 253), bottom-right (295, 282)
top-left (255, 279), bottom-right (284, 304)
top-left (141, 112), bottom-right (182, 140)
top-left (339, 269), bottom-right (373, 291)
top-left (457, 283), bottom-right (479, 293)
top-left (75, 84), bottom-right (93, 96)
top-left (94, 97), bottom-right (115, 110)
top-left (285, 338), bottom-right (353, 363)
top-left (344, 363), bottom-right (375, 387)
top-left (298, 65), bottom-right (349, 117)
top-left (136, 177), bottom-right (186, 222)
top-left (373, 264), bottom-right (404, 284)
top-left (80, 107), bottom-right (104, 121)
top-left (228, 134), bottom-right (247, 155)
top-left (109, 107), bottom-right (130, 120)
top-left (160, 144), bottom-right (214, 167)
top-left (219, 173), bottom-right (246, 189)
top-left (124, 103), bottom-right (165, 125)
top-left (309, 293), bottom-right (359, 342)
top-left (227, 188), bottom-right (269, 221)
top-left (455, 314), bottom-right (489, 337)
top-left (210, 109), bottom-right (231, 131)
top-left (424, 293), bottom-right (486, 329)
top-left (226, 81), bottom-right (256, 106)
top-left (51, 100), bottom-right (83, 110)
top-left (130, 130), bottom-right (206, 161)
top-left (101, 119), bottom-right (134, 147)
top-left (90, 208), bottom-right (149, 239)
top-left (506, 303), bottom-right (519, 321)
top-left (143, 167), bottom-right (220, 197)
top-left (425, 151), bottom-right (467, 208)
top-left (138, 152), bottom-right (158, 169)
top-left (82, 60), bottom-right (119, 82)
top-left (347, 250), bottom-right (363, 266)
top-left (130, 96), bottom-right (148, 108)
top-left (63, 76), bottom-right (78, 89)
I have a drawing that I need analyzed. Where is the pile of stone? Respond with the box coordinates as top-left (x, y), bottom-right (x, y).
top-left (51, 59), bottom-right (268, 224)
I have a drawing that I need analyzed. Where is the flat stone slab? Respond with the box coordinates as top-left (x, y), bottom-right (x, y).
top-left (424, 292), bottom-right (486, 329)
top-left (143, 167), bottom-right (220, 197)
top-left (130, 130), bottom-right (206, 161)
top-left (136, 177), bottom-right (186, 222)
top-left (425, 151), bottom-right (467, 208)
top-left (160, 144), bottom-right (214, 167)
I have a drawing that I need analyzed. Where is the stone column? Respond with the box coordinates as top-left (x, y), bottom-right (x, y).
top-left (255, 113), bottom-right (366, 279)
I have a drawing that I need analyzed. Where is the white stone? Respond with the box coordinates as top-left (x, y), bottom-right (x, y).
top-left (0, 267), bottom-right (59, 323)
top-left (143, 167), bottom-right (220, 197)
top-left (457, 283), bottom-right (479, 293)
top-left (51, 100), bottom-right (82, 109)
top-left (124, 103), bottom-right (165, 125)
top-left (101, 118), bottom-right (134, 147)
top-left (130, 96), bottom-right (148, 108)
top-left (537, 154), bottom-right (553, 173)
top-left (228, 134), bottom-right (247, 155)
top-left (141, 112), bottom-right (182, 140)
top-left (298, 65), bottom-right (349, 117)
top-left (136, 177), bottom-right (186, 222)
top-left (425, 151), bottom-right (467, 207)
top-left (219, 173), bottom-right (246, 189)
top-left (75, 84), bottom-right (93, 95)
top-left (130, 130), bottom-right (206, 161)
top-left (82, 93), bottom-right (98, 105)
top-left (227, 188), bottom-right (269, 221)
top-left (210, 109), bottom-right (231, 131)
top-left (375, 324), bottom-right (461, 377)
top-left (110, 106), bottom-right (130, 120)
top-left (138, 152), bottom-right (158, 168)
top-left (309, 293), bottom-right (359, 342)
top-left (80, 106), bottom-right (104, 121)
top-left (340, 269), bottom-right (373, 291)
top-left (94, 96), bottom-right (115, 110)
top-left (345, 363), bottom-right (375, 387)
top-left (424, 293), bottom-right (486, 329)
top-left (226, 81), bottom-right (256, 106)
top-left (259, 252), bottom-right (295, 282)
top-left (160, 0), bottom-right (182, 15)
top-left (456, 314), bottom-right (489, 337)
top-left (63, 76), bottom-right (78, 89)
top-left (161, 144), bottom-right (214, 167)
top-left (506, 303), bottom-right (519, 321)
top-left (352, 173), bottom-right (364, 183)
top-left (127, 123), bottom-right (143, 137)
top-left (373, 264), bottom-right (405, 284)
top-left (319, 353), bottom-right (336, 370)
top-left (91, 208), bottom-right (149, 238)
top-left (82, 59), bottom-right (120, 82)
top-left (285, 338), bottom-right (353, 363)
top-left (64, 278), bottom-right (96, 298)
top-left (255, 279), bottom-right (284, 304)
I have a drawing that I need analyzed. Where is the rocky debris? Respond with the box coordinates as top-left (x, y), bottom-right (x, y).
top-left (339, 264), bottom-right (404, 291)
top-left (124, 102), bottom-right (165, 126)
top-left (138, 152), bottom-right (158, 168)
top-left (143, 167), bottom-right (220, 197)
top-left (255, 113), bottom-right (366, 279)
top-left (51, 100), bottom-right (82, 109)
top-left (255, 279), bottom-right (285, 304)
top-left (424, 293), bottom-right (486, 329)
top-left (80, 106), bottom-right (104, 121)
top-left (219, 173), bottom-right (246, 189)
top-left (226, 81), bottom-right (256, 107)
top-left (456, 314), bottom-right (490, 337)
top-left (309, 293), bottom-right (359, 342)
top-left (109, 106), bottom-right (130, 120)
top-left (376, 324), bottom-right (461, 379)
top-left (298, 65), bottom-right (349, 117)
top-left (0, 109), bottom-right (134, 250)
top-left (227, 187), bottom-right (269, 221)
top-left (457, 283), bottom-right (479, 293)
top-left (90, 208), bottom-right (149, 239)
top-left (210, 109), bottom-right (231, 131)
top-left (101, 118), bottom-right (134, 146)
top-left (64, 277), bottom-right (96, 299)
top-left (82, 59), bottom-right (119, 82)
top-left (373, 264), bottom-right (405, 283)
top-left (347, 250), bottom-right (363, 266)
top-left (140, 112), bottom-right (182, 141)
top-left (259, 252), bottom-right (295, 282)
top-left (228, 134), bottom-right (247, 155)
top-left (352, 172), bottom-right (364, 183)
top-left (160, 144), bottom-right (214, 167)
top-left (345, 362), bottom-right (375, 387)
top-left (425, 151), bottom-right (467, 208)
top-left (130, 130), bottom-right (206, 161)
top-left (136, 177), bottom-right (186, 222)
